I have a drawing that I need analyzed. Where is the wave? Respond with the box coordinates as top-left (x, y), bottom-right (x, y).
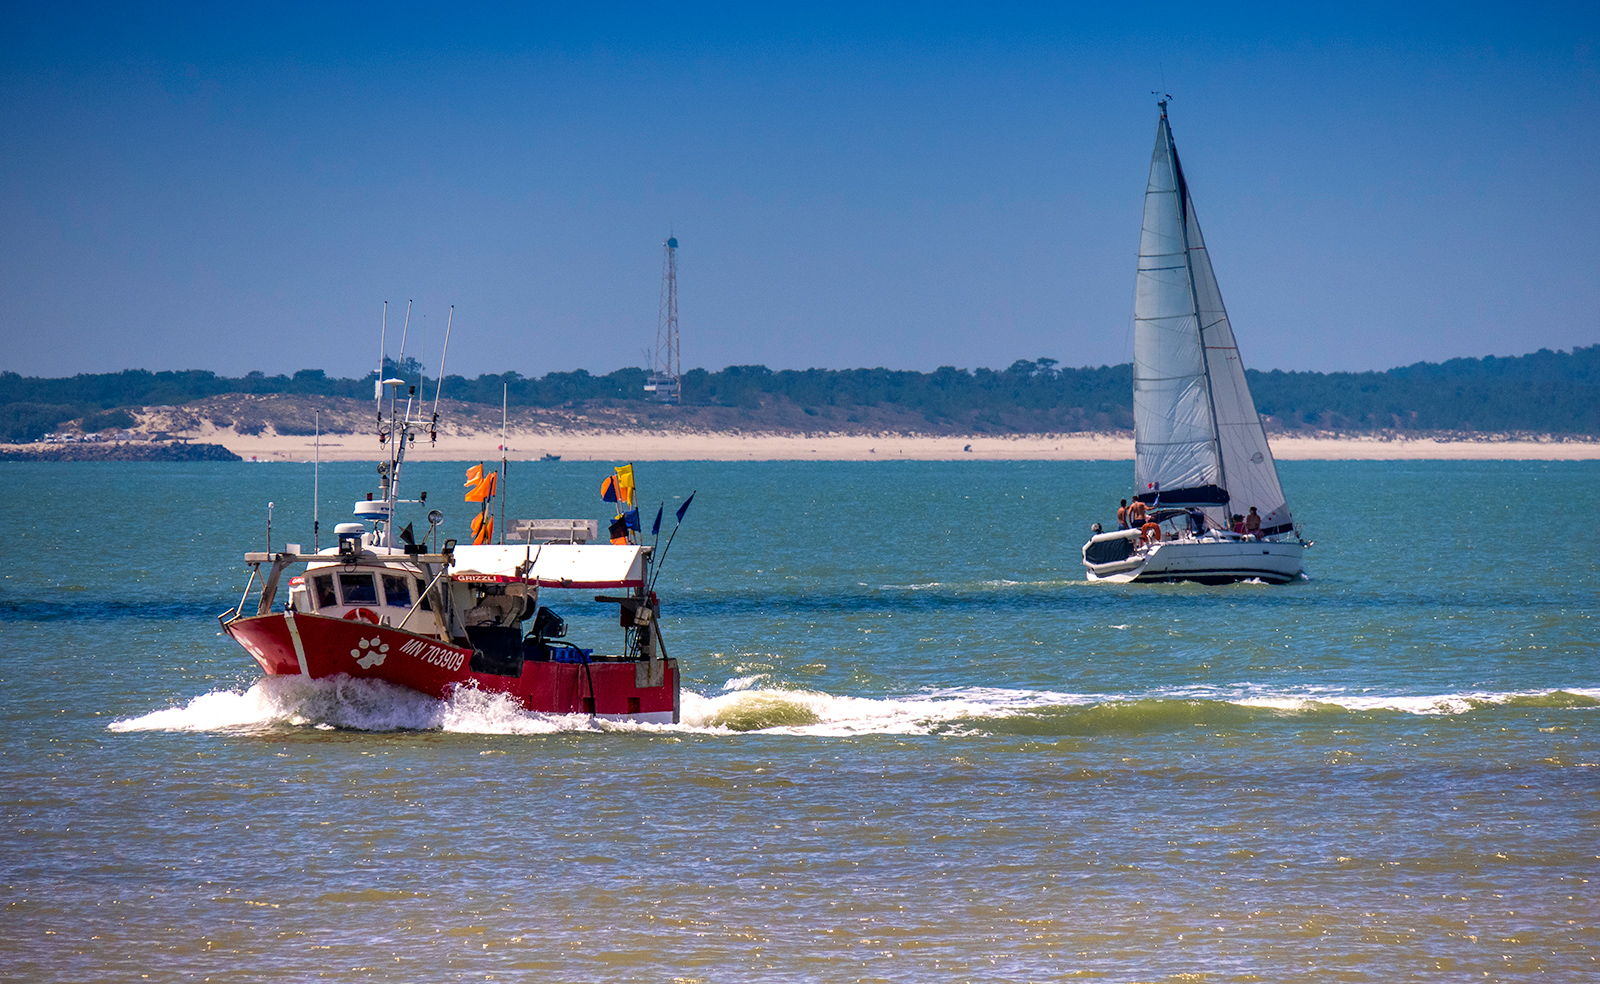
top-left (108, 677), bottom-right (1600, 737)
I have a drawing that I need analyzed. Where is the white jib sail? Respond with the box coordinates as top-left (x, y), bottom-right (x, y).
top-left (1132, 106), bottom-right (1293, 533)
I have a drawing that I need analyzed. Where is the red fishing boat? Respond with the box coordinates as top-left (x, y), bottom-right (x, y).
top-left (221, 307), bottom-right (682, 722)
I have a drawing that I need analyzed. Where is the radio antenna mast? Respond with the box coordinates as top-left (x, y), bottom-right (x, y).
top-left (644, 234), bottom-right (681, 403)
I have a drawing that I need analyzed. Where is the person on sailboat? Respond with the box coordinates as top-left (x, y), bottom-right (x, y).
top-left (1245, 507), bottom-right (1261, 538)
top-left (1126, 499), bottom-right (1148, 528)
top-left (1117, 499), bottom-right (1130, 529)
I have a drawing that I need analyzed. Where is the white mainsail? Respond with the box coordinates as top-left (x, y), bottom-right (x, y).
top-left (1132, 103), bottom-right (1293, 534)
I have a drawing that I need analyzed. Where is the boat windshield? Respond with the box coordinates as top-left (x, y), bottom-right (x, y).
top-left (311, 575), bottom-right (337, 609)
top-left (382, 574), bottom-right (412, 607)
top-left (339, 573), bottom-right (378, 605)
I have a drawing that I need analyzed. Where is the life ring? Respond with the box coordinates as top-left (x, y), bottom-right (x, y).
top-left (343, 607), bottom-right (380, 624)
top-left (1140, 522), bottom-right (1161, 545)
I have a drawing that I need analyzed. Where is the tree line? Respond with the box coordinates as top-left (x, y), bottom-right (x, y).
top-left (2, 345), bottom-right (1596, 442)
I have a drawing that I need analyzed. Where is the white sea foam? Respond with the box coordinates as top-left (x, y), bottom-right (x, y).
top-left (1172, 683), bottom-right (1600, 716)
top-left (111, 676), bottom-right (453, 733)
top-left (108, 676), bottom-right (1600, 737)
top-left (679, 686), bottom-right (1044, 736)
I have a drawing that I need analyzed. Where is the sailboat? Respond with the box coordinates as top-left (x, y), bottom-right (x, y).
top-left (1082, 101), bottom-right (1307, 584)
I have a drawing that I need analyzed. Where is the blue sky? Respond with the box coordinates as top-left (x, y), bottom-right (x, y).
top-left (2, 3), bottom-right (1596, 379)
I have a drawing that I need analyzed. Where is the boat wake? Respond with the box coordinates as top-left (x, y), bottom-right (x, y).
top-left (109, 677), bottom-right (1600, 737)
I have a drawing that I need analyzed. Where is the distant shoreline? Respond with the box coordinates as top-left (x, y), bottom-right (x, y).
top-left (0, 442), bottom-right (241, 463)
top-left (9, 430), bottom-right (1595, 462)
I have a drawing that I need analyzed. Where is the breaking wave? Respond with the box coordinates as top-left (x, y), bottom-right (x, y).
top-left (109, 677), bottom-right (1600, 737)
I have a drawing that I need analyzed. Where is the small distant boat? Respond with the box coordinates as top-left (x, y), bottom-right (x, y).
top-left (222, 306), bottom-right (681, 721)
top-left (541, 453), bottom-right (561, 461)
top-left (1082, 101), bottom-right (1308, 585)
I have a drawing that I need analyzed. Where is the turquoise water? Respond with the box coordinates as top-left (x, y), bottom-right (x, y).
top-left (2, 459), bottom-right (1596, 982)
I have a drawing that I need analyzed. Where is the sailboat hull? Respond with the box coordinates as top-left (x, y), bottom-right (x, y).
top-left (1083, 538), bottom-right (1303, 585)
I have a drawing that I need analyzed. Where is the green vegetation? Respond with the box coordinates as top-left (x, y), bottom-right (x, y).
top-left (2, 346), bottom-right (1596, 442)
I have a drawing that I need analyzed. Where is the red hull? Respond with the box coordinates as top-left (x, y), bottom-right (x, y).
top-left (225, 612), bottom-right (679, 723)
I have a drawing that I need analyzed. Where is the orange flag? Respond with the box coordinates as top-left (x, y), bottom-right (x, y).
top-left (465, 472), bottom-right (497, 502)
top-left (471, 512), bottom-right (494, 545)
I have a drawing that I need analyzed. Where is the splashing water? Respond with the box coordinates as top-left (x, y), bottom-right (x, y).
top-left (109, 675), bottom-right (1600, 737)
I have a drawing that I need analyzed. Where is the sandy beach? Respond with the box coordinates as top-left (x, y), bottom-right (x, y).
top-left (194, 429), bottom-right (1600, 462)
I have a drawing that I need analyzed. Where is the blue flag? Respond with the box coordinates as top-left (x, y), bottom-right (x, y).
top-left (623, 507), bottom-right (640, 532)
top-left (675, 491), bottom-right (696, 522)
top-left (650, 505), bottom-right (663, 536)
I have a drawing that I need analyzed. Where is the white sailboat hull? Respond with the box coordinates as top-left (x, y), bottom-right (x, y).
top-left (1083, 535), bottom-right (1304, 585)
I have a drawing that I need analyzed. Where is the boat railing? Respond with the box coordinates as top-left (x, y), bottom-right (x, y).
top-left (1086, 528), bottom-right (1142, 544)
top-left (512, 519), bottom-right (599, 544)
top-left (234, 549), bottom-right (457, 621)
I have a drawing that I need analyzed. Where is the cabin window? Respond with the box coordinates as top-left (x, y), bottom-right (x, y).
top-left (382, 574), bottom-right (412, 608)
top-left (414, 579), bottom-right (432, 611)
top-left (338, 573), bottom-right (378, 606)
top-left (311, 575), bottom-right (338, 609)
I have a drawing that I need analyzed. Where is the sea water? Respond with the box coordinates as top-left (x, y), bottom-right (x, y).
top-left (1, 458), bottom-right (1595, 982)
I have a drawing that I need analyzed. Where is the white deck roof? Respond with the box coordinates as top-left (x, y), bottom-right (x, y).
top-left (449, 543), bottom-right (647, 589)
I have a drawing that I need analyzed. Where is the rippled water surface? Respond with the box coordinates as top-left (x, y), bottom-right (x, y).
top-left (2, 459), bottom-right (1596, 982)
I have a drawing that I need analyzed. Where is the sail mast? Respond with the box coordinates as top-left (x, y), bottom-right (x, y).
top-left (1132, 100), bottom-right (1294, 532)
top-left (1162, 102), bottom-right (1228, 506)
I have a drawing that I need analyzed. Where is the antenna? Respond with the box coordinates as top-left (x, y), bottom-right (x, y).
top-left (376, 301), bottom-right (388, 418)
top-left (313, 409), bottom-right (320, 551)
top-left (395, 299), bottom-right (413, 382)
top-left (431, 305), bottom-right (454, 444)
top-left (499, 383), bottom-right (508, 545)
top-left (644, 234), bottom-right (681, 403)
top-left (415, 314), bottom-right (427, 409)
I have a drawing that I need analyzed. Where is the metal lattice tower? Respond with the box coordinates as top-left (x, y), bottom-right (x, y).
top-left (645, 235), bottom-right (680, 403)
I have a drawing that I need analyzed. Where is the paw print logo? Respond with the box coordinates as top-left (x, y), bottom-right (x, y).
top-left (352, 636), bottom-right (389, 669)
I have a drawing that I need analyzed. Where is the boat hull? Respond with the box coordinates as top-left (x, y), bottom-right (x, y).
top-left (1083, 538), bottom-right (1304, 585)
top-left (225, 611), bottom-right (679, 723)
